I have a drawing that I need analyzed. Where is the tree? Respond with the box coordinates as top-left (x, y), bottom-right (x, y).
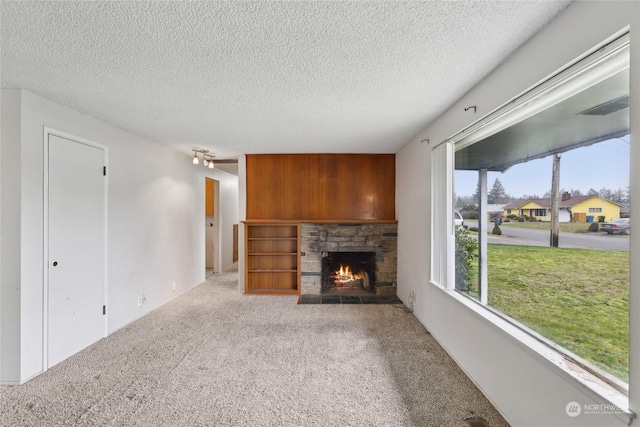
top-left (610, 188), bottom-right (624, 204)
top-left (455, 227), bottom-right (478, 292)
top-left (625, 186), bottom-right (631, 206)
top-left (544, 188), bottom-right (567, 199)
top-left (520, 193), bottom-right (540, 200)
top-left (472, 182), bottom-right (480, 204)
top-left (587, 188), bottom-right (599, 196)
top-left (488, 178), bottom-right (508, 204)
top-left (599, 187), bottom-right (614, 201)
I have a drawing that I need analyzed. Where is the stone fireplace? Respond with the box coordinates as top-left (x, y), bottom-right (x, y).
top-left (300, 223), bottom-right (397, 295)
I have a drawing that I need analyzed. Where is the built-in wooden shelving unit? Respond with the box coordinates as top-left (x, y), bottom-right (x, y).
top-left (245, 222), bottom-right (300, 294)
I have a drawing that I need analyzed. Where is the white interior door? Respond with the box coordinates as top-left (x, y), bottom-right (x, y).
top-left (48, 134), bottom-right (105, 368)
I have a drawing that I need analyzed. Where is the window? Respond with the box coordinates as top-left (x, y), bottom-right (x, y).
top-left (507, 209), bottom-right (512, 214)
top-left (448, 34), bottom-right (630, 385)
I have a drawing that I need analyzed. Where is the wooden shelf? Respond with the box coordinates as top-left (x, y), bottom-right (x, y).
top-left (249, 253), bottom-right (298, 256)
top-left (247, 237), bottom-right (298, 241)
top-left (245, 223), bottom-right (300, 295)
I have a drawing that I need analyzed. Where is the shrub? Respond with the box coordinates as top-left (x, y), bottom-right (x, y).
top-left (588, 222), bottom-right (600, 232)
top-left (462, 210), bottom-right (479, 220)
top-left (455, 227), bottom-right (478, 292)
top-left (492, 224), bottom-right (502, 235)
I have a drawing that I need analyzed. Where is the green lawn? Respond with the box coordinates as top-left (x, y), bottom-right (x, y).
top-left (467, 244), bottom-right (629, 382)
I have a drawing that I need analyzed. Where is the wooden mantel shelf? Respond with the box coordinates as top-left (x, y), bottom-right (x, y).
top-left (242, 219), bottom-right (398, 224)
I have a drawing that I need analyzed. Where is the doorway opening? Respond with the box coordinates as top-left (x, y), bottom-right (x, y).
top-left (205, 177), bottom-right (219, 278)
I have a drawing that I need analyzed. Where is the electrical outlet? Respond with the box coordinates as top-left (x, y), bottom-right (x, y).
top-left (172, 281), bottom-right (176, 291)
top-left (137, 295), bottom-right (143, 306)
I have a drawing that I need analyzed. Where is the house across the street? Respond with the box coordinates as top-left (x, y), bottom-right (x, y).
top-left (502, 192), bottom-right (621, 222)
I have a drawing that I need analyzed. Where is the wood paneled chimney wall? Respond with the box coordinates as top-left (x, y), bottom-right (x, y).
top-left (246, 154), bottom-right (395, 221)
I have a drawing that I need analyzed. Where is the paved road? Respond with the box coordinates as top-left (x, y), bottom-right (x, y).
top-left (464, 221), bottom-right (629, 252)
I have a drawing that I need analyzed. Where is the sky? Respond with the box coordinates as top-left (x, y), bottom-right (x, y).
top-left (455, 136), bottom-right (630, 199)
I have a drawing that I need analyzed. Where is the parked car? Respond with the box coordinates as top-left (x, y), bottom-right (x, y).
top-left (600, 218), bottom-right (630, 235)
top-left (455, 211), bottom-right (464, 228)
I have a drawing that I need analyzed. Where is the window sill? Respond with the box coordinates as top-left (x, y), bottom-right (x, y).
top-left (432, 282), bottom-right (634, 424)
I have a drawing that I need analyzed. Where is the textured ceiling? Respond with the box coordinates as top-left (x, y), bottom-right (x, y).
top-left (2, 1), bottom-right (571, 159)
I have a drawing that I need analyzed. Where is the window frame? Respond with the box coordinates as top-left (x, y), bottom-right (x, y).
top-left (431, 32), bottom-right (633, 415)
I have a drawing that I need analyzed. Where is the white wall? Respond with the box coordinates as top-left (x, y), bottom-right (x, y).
top-left (397, 2), bottom-right (639, 426)
top-left (0, 89), bottom-right (22, 383)
top-left (0, 89), bottom-right (239, 383)
top-left (0, 88), bottom-right (2, 385)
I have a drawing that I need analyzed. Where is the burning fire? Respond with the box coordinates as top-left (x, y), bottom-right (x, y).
top-left (334, 264), bottom-right (364, 284)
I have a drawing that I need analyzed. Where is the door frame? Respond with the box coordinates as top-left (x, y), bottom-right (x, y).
top-left (214, 179), bottom-right (221, 272)
top-left (205, 177), bottom-right (218, 272)
top-left (205, 177), bottom-right (223, 273)
top-left (42, 127), bottom-right (109, 370)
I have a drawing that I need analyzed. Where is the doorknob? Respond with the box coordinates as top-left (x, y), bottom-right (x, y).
top-left (53, 261), bottom-right (58, 267)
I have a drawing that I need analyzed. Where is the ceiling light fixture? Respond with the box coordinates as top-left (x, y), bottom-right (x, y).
top-left (192, 148), bottom-right (209, 165)
top-left (204, 154), bottom-right (215, 169)
top-left (192, 149), bottom-right (216, 169)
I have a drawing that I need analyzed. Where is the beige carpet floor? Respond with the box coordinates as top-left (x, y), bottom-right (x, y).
top-left (0, 269), bottom-right (509, 426)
